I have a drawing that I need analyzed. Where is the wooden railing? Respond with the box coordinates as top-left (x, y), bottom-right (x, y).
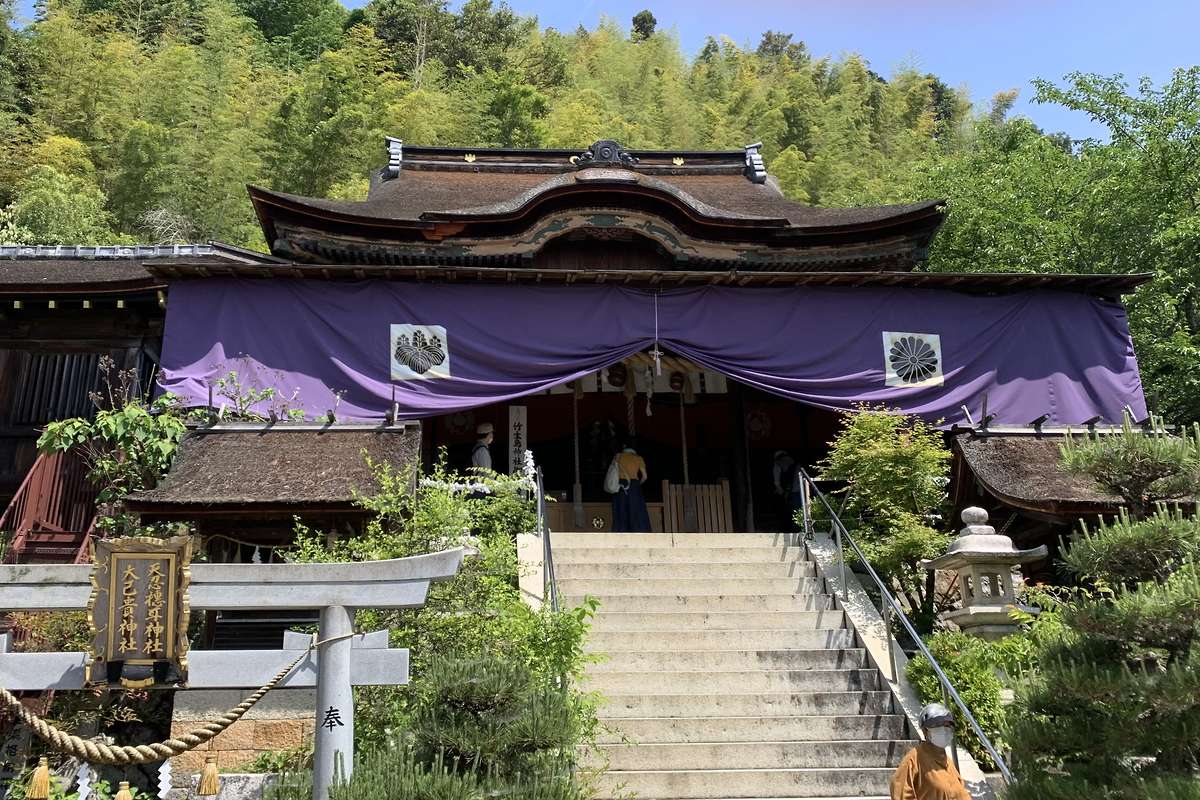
top-left (662, 479), bottom-right (733, 533)
top-left (0, 450), bottom-right (98, 564)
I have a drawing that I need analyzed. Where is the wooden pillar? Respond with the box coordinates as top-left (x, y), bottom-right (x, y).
top-left (730, 381), bottom-right (754, 532)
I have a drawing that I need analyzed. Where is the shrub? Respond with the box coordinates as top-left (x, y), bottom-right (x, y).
top-left (1060, 416), bottom-right (1200, 519)
top-left (285, 454), bottom-right (599, 752)
top-left (906, 631), bottom-right (1005, 770)
top-left (1061, 506), bottom-right (1200, 588)
top-left (818, 407), bottom-right (953, 625)
top-left (265, 653), bottom-right (595, 800)
top-left (1005, 543), bottom-right (1200, 798)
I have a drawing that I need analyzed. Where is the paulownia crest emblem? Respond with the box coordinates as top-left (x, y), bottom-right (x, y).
top-left (390, 324), bottom-right (451, 380)
top-left (394, 329), bottom-right (446, 374)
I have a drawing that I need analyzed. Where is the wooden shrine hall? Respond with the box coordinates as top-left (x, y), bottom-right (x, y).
top-left (0, 137), bottom-right (1150, 555)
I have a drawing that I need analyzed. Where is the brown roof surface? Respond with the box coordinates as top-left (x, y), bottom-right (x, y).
top-left (126, 427), bottom-right (421, 510)
top-left (0, 251), bottom-right (278, 293)
top-left (263, 169), bottom-right (939, 230)
top-left (955, 433), bottom-right (1121, 513)
top-left (0, 259), bottom-right (158, 289)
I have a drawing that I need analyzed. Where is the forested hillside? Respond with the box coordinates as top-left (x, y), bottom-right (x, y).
top-left (1, 0), bottom-right (1199, 422)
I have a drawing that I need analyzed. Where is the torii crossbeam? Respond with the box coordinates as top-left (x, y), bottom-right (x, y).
top-left (0, 548), bottom-right (466, 800)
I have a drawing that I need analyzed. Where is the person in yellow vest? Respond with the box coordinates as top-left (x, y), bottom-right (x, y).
top-left (611, 442), bottom-right (651, 532)
top-left (890, 703), bottom-right (972, 800)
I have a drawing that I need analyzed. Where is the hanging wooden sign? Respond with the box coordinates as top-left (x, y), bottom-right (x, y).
top-left (86, 535), bottom-right (192, 689)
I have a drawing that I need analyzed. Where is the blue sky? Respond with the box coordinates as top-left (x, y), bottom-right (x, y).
top-left (475, 0), bottom-right (1198, 141)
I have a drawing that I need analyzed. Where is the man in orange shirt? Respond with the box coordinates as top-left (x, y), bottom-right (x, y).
top-left (890, 704), bottom-right (972, 800)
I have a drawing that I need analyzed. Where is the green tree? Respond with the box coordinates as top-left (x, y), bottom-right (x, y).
top-left (5, 163), bottom-right (118, 243)
top-left (630, 9), bottom-right (655, 42)
top-left (267, 25), bottom-right (397, 196)
top-left (1060, 416), bottom-right (1200, 518)
top-left (38, 358), bottom-right (187, 535)
top-left (817, 407), bottom-right (953, 628)
top-left (1003, 422), bottom-right (1200, 799)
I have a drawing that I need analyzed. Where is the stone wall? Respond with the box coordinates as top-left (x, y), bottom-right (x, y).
top-left (170, 688), bottom-right (314, 775)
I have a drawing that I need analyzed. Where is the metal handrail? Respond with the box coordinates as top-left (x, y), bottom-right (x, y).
top-left (534, 467), bottom-right (559, 612)
top-left (798, 467), bottom-right (1014, 784)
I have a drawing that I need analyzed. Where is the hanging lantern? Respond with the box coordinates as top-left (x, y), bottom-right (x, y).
top-left (669, 371), bottom-right (686, 392)
top-left (606, 363), bottom-right (628, 388)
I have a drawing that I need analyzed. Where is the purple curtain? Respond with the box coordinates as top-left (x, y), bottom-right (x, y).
top-left (158, 278), bottom-right (1146, 426)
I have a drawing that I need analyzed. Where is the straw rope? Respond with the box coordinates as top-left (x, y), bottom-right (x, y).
top-left (0, 633), bottom-right (351, 765)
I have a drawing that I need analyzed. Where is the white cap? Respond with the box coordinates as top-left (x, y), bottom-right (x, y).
top-left (476, 423), bottom-right (494, 435)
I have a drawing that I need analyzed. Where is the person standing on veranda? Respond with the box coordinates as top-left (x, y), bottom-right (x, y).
top-left (472, 423), bottom-right (494, 470)
top-left (890, 704), bottom-right (971, 800)
top-left (611, 442), bottom-right (651, 532)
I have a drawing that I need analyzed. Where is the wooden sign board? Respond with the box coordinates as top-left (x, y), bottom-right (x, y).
top-left (86, 535), bottom-right (192, 688)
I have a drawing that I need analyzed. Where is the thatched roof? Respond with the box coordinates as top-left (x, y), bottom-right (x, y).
top-left (126, 425), bottom-right (420, 513)
top-left (954, 433), bottom-right (1121, 515)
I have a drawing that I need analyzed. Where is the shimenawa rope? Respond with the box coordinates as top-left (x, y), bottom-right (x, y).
top-left (0, 632), bottom-right (354, 765)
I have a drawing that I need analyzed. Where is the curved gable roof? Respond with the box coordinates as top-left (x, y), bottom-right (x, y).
top-left (249, 139), bottom-right (945, 269)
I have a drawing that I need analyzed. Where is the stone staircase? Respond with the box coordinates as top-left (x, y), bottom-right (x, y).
top-left (554, 531), bottom-right (915, 800)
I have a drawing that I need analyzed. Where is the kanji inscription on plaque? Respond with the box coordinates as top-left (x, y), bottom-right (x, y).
top-left (87, 535), bottom-right (192, 688)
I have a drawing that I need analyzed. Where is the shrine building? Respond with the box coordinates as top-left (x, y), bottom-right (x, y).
top-left (0, 139), bottom-right (1149, 563)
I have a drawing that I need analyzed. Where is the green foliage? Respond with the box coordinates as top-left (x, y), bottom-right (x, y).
top-left (1063, 506), bottom-right (1200, 588)
top-left (37, 358), bottom-right (187, 535)
top-left (265, 653), bottom-right (594, 800)
top-left (286, 454), bottom-right (597, 752)
top-left (4, 163), bottom-right (121, 244)
top-left (1000, 415), bottom-right (1200, 794)
top-left (4, 771), bottom-right (136, 800)
top-left (817, 407), bottom-right (953, 624)
top-left (905, 631), bottom-right (1005, 771)
top-left (630, 10), bottom-right (655, 42)
top-left (1006, 564), bottom-right (1200, 797)
top-left (1060, 416), bottom-right (1200, 518)
top-left (268, 747), bottom-right (590, 800)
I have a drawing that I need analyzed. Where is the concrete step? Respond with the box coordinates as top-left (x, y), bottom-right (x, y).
top-left (554, 545), bottom-right (808, 564)
top-left (597, 714), bottom-right (908, 744)
top-left (599, 690), bottom-right (895, 718)
top-left (587, 648), bottom-right (867, 673)
top-left (593, 766), bottom-right (895, 799)
top-left (571, 593), bottom-right (837, 613)
top-left (552, 532), bottom-right (796, 548)
top-left (589, 610), bottom-right (843, 632)
top-left (559, 577), bottom-right (825, 596)
top-left (584, 669), bottom-right (880, 695)
top-left (595, 739), bottom-right (916, 771)
top-left (554, 561), bottom-right (817, 579)
top-left (586, 629), bottom-right (854, 653)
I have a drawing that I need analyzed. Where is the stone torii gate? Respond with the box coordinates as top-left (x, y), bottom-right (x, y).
top-left (0, 547), bottom-right (466, 800)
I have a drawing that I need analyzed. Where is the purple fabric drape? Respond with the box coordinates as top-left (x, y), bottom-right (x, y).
top-left (158, 279), bottom-right (1146, 426)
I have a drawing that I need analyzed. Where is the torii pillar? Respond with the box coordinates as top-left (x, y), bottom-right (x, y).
top-left (0, 548), bottom-right (466, 800)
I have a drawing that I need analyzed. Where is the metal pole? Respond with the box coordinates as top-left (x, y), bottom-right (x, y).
top-left (802, 480), bottom-right (812, 539)
top-left (834, 523), bottom-right (848, 601)
top-left (883, 601), bottom-right (898, 682)
top-left (941, 682), bottom-right (961, 771)
top-left (314, 605), bottom-right (354, 800)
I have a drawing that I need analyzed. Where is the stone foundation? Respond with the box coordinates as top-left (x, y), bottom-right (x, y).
top-left (170, 688), bottom-right (314, 774)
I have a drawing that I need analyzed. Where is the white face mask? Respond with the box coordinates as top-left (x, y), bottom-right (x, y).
top-left (927, 727), bottom-right (954, 748)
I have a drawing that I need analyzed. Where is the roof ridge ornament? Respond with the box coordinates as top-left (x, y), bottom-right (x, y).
top-left (384, 137), bottom-right (403, 179)
top-left (744, 142), bottom-right (767, 183)
top-left (571, 139), bottom-right (639, 169)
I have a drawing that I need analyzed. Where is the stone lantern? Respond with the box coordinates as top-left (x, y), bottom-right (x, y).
top-left (925, 507), bottom-right (1048, 639)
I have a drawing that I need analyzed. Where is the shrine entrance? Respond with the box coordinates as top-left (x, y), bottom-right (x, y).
top-left (421, 350), bottom-right (843, 533)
